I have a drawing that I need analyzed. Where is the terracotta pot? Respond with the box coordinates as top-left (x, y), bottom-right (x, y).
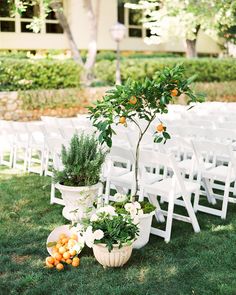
top-left (93, 242), bottom-right (133, 268)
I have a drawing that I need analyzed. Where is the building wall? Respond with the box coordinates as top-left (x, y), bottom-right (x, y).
top-left (0, 0), bottom-right (221, 54)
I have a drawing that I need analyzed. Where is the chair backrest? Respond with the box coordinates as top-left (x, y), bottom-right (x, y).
top-left (192, 139), bottom-right (236, 174)
top-left (139, 150), bottom-right (189, 196)
top-left (109, 145), bottom-right (135, 164)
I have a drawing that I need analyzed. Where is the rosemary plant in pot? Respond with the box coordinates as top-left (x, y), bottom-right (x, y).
top-left (89, 64), bottom-right (204, 248)
top-left (53, 134), bottom-right (106, 221)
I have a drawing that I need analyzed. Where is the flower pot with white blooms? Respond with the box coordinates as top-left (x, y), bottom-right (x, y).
top-left (77, 205), bottom-right (139, 268)
top-left (53, 134), bottom-right (106, 221)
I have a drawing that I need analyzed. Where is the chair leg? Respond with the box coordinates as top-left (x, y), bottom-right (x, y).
top-left (202, 178), bottom-right (216, 205)
top-left (164, 197), bottom-right (175, 243)
top-left (149, 194), bottom-right (165, 223)
top-left (193, 190), bottom-right (200, 213)
top-left (50, 182), bottom-right (55, 204)
top-left (221, 181), bottom-right (230, 220)
top-left (183, 194), bottom-right (200, 233)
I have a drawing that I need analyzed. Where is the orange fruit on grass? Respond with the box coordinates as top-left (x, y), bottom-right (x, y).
top-left (63, 252), bottom-right (71, 260)
top-left (129, 96), bottom-right (137, 105)
top-left (59, 233), bottom-right (67, 240)
top-left (119, 116), bottom-right (126, 124)
top-left (72, 257), bottom-right (80, 265)
top-left (46, 261), bottom-right (54, 269)
top-left (69, 249), bottom-right (76, 256)
top-left (72, 261), bottom-right (80, 267)
top-left (171, 89), bottom-right (178, 97)
top-left (70, 234), bottom-right (78, 241)
top-left (46, 256), bottom-right (55, 265)
top-left (56, 263), bottom-right (64, 271)
top-left (156, 124), bottom-right (165, 133)
top-left (66, 258), bottom-right (72, 264)
top-left (53, 252), bottom-right (62, 261)
top-left (54, 259), bottom-right (60, 266)
top-left (59, 246), bottom-right (66, 254)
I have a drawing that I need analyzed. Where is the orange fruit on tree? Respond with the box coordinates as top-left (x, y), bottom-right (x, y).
top-left (53, 252), bottom-right (62, 261)
top-left (46, 256), bottom-right (55, 265)
top-left (156, 123), bottom-right (165, 133)
top-left (119, 116), bottom-right (126, 124)
top-left (56, 263), bottom-right (64, 271)
top-left (59, 246), bottom-right (66, 254)
top-left (63, 252), bottom-right (71, 260)
top-left (171, 89), bottom-right (178, 97)
top-left (66, 258), bottom-right (72, 265)
top-left (129, 96), bottom-right (137, 105)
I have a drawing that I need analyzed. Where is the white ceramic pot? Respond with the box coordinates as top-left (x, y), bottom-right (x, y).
top-left (133, 212), bottom-right (155, 249)
top-left (93, 242), bottom-right (133, 268)
top-left (56, 182), bottom-right (103, 221)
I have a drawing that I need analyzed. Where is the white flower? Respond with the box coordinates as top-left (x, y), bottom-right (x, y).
top-left (134, 201), bottom-right (141, 210)
top-left (114, 193), bottom-right (127, 202)
top-left (93, 229), bottom-right (104, 240)
top-left (132, 215), bottom-right (140, 225)
top-left (129, 207), bottom-right (138, 218)
top-left (138, 209), bottom-right (144, 216)
top-left (76, 223), bottom-right (84, 232)
top-left (124, 203), bottom-right (133, 212)
top-left (83, 226), bottom-right (95, 248)
top-left (90, 214), bottom-right (99, 222)
top-left (72, 238), bottom-right (85, 254)
top-left (97, 205), bottom-right (117, 217)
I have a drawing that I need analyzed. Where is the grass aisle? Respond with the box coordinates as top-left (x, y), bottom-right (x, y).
top-left (1, 166), bottom-right (236, 295)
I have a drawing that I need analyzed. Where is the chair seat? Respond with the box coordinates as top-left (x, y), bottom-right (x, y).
top-left (144, 178), bottom-right (199, 197)
top-left (110, 171), bottom-right (134, 185)
top-left (178, 159), bottom-right (212, 173)
top-left (202, 165), bottom-right (235, 182)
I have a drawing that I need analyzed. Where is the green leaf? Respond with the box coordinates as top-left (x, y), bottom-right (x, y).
top-left (46, 241), bottom-right (57, 248)
top-left (163, 132), bottom-right (171, 139)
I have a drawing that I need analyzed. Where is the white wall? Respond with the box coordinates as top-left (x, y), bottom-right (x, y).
top-left (0, 0), bottom-right (221, 54)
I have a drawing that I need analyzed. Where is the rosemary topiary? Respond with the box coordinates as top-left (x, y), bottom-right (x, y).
top-left (53, 134), bottom-right (106, 187)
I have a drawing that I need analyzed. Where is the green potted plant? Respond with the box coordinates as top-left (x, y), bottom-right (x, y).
top-left (111, 193), bottom-right (156, 249)
top-left (53, 134), bottom-right (106, 221)
top-left (78, 204), bottom-right (139, 268)
top-left (89, 64), bottom-right (204, 247)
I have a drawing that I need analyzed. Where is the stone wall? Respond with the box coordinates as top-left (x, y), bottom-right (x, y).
top-left (0, 87), bottom-right (108, 121)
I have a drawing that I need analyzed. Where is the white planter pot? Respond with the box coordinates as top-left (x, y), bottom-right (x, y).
top-left (56, 182), bottom-right (103, 221)
top-left (93, 242), bottom-right (133, 268)
top-left (133, 212), bottom-right (155, 249)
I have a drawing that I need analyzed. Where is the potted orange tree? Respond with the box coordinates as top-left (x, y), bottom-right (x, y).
top-left (89, 64), bottom-right (204, 248)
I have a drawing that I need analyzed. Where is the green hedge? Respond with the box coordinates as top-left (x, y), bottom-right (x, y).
top-left (0, 58), bottom-right (83, 91)
top-left (94, 58), bottom-right (236, 85)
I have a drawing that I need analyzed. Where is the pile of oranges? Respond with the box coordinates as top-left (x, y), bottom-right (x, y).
top-left (45, 233), bottom-right (80, 271)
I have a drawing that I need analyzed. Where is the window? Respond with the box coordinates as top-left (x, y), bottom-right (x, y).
top-left (117, 2), bottom-right (149, 38)
top-left (0, 0), bottom-right (15, 32)
top-left (46, 8), bottom-right (63, 34)
top-left (0, 0), bottom-right (63, 34)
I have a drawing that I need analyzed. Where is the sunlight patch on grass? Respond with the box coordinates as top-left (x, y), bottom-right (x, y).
top-left (211, 224), bottom-right (234, 232)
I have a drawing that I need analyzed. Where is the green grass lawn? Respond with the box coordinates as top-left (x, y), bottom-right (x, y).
top-left (1, 166), bottom-right (236, 295)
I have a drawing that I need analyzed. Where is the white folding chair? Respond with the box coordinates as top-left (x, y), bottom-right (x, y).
top-left (0, 120), bottom-right (15, 167)
top-left (192, 140), bottom-right (236, 219)
top-left (139, 151), bottom-right (200, 243)
top-left (104, 145), bottom-right (136, 203)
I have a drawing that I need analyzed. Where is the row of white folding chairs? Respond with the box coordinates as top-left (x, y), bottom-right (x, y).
top-left (103, 139), bottom-right (236, 242)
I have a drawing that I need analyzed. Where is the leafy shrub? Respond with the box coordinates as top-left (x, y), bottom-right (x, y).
top-left (0, 58), bottom-right (83, 91)
top-left (53, 134), bottom-right (106, 187)
top-left (94, 58), bottom-right (236, 85)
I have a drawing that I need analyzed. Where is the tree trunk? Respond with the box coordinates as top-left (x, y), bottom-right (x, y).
top-left (83, 0), bottom-right (100, 83)
top-left (185, 25), bottom-right (201, 58)
top-left (50, 0), bottom-right (83, 65)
